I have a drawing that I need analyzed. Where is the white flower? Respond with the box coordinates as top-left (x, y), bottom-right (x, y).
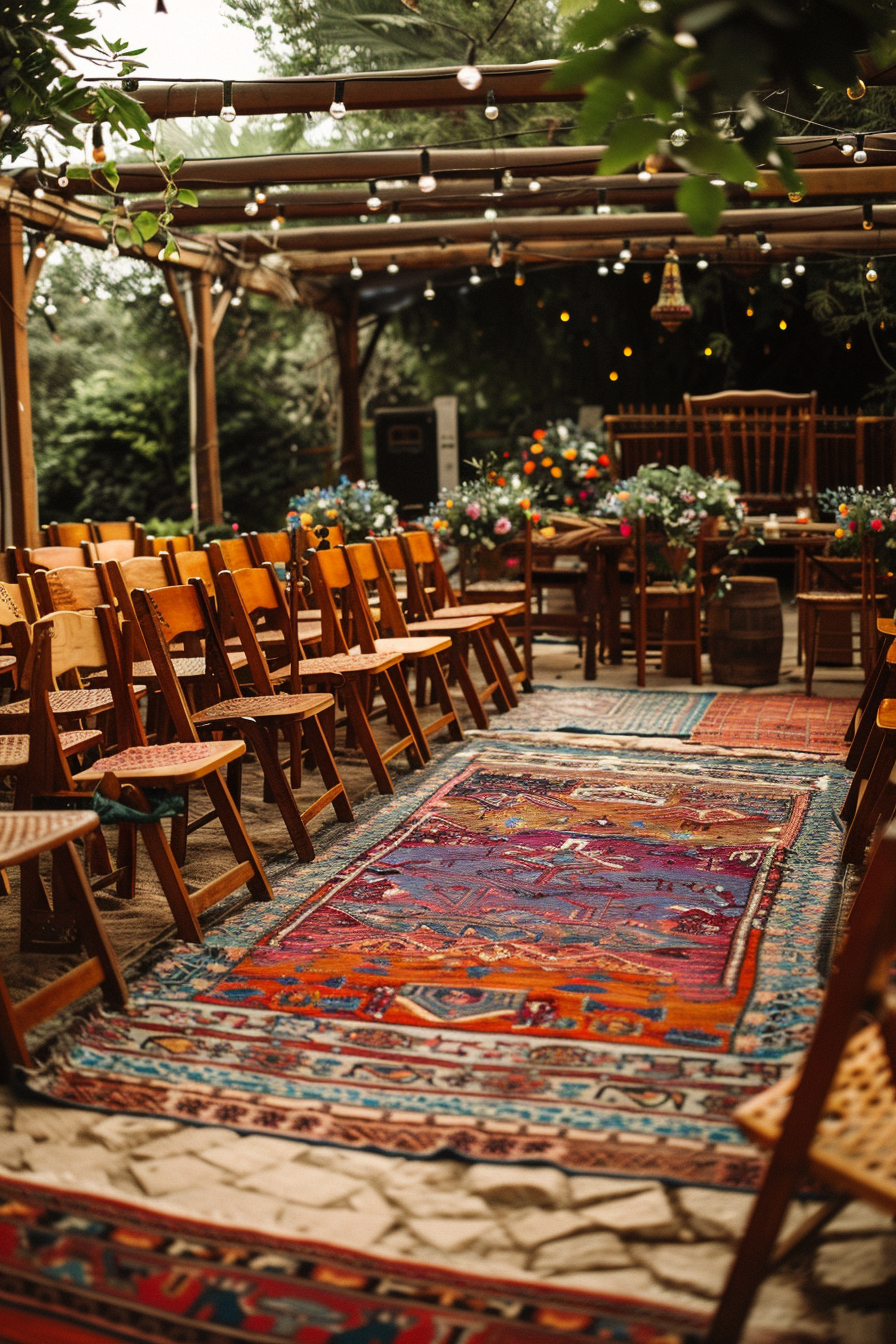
top-left (556, 424), bottom-right (569, 440)
top-left (460, 524), bottom-right (469, 537)
top-left (373, 513), bottom-right (385, 528)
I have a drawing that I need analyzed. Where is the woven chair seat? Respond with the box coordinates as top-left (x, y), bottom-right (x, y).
top-left (0, 655), bottom-right (16, 675)
top-left (737, 1021), bottom-right (896, 1211)
top-left (0, 810), bottom-right (102, 867)
top-left (192, 693), bottom-right (333, 724)
top-left (436, 601), bottom-right (525, 618)
top-left (294, 652), bottom-right (401, 677)
top-left (0, 729), bottom-right (101, 770)
top-left (0, 687), bottom-right (129, 720)
top-left (74, 738), bottom-right (246, 785)
top-left (796, 591), bottom-right (865, 604)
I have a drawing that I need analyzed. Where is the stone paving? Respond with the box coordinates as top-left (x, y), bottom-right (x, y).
top-left (1, 1089), bottom-right (894, 1340)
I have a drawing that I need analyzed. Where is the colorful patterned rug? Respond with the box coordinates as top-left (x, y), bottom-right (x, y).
top-left (492, 687), bottom-right (855, 757)
top-left (0, 1175), bottom-right (699, 1343)
top-left (29, 742), bottom-right (848, 1190)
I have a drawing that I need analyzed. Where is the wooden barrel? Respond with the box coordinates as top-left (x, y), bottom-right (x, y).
top-left (707, 577), bottom-right (783, 685)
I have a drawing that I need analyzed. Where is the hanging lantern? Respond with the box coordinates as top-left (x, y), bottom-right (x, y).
top-left (650, 249), bottom-right (693, 332)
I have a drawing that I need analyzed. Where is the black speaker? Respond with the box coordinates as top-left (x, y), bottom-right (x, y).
top-left (374, 407), bottom-right (438, 518)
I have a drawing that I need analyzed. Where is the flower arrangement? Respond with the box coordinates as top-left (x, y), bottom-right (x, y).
top-left (287, 477), bottom-right (400, 543)
top-left (513, 419), bottom-right (615, 513)
top-left (594, 464), bottom-right (751, 587)
top-left (818, 486), bottom-right (896, 565)
top-left (424, 472), bottom-right (535, 550)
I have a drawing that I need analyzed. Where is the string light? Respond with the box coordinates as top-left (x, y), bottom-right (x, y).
top-left (57, 161), bottom-right (69, 188)
top-left (457, 60), bottom-right (482, 91)
top-left (788, 188), bottom-right (805, 203)
top-left (366, 180), bottom-right (382, 210)
top-left (329, 80), bottom-right (346, 120)
top-left (270, 208), bottom-right (286, 231)
top-left (609, 370), bottom-right (619, 381)
top-left (637, 163), bottom-right (651, 183)
top-left (469, 266), bottom-right (482, 285)
top-left (779, 319), bottom-right (787, 330)
top-left (219, 80), bottom-right (236, 122)
top-left (484, 207), bottom-right (498, 220)
top-left (528, 178), bottom-right (541, 193)
top-left (674, 31), bottom-right (698, 47)
top-left (619, 240), bottom-right (632, 261)
top-left (746, 306), bottom-right (754, 316)
top-left (424, 279), bottom-right (435, 299)
top-left (598, 262), bottom-right (609, 276)
top-left (794, 256), bottom-right (806, 275)
top-left (613, 259), bottom-right (626, 274)
top-left (387, 206), bottom-right (402, 225)
top-left (484, 91), bottom-right (499, 121)
top-left (350, 256), bottom-right (363, 280)
top-left (839, 136), bottom-right (856, 157)
top-left (159, 291), bottom-right (174, 307)
top-left (418, 149), bottom-right (436, 193)
top-left (704, 346), bottom-right (713, 357)
top-left (670, 126), bottom-right (689, 148)
top-left (387, 256), bottom-right (399, 274)
top-left (210, 277), bottom-right (224, 295)
top-left (744, 179), bottom-right (758, 190)
top-left (560, 310), bottom-right (570, 322)
top-left (623, 345), bottom-right (633, 356)
top-left (710, 176), bottom-right (725, 187)
top-left (244, 194), bottom-right (259, 217)
top-left (34, 238), bottom-right (48, 259)
top-left (43, 301), bottom-right (56, 317)
top-left (847, 78), bottom-right (867, 100)
top-left (33, 181), bottom-right (46, 200)
top-left (639, 0), bottom-right (661, 10)
top-left (514, 264), bottom-right (525, 286)
top-left (866, 259), bottom-right (878, 283)
top-left (756, 230), bottom-right (772, 252)
top-left (696, 254), bottom-right (708, 270)
top-left (854, 134), bottom-right (868, 164)
top-left (502, 169), bottom-right (513, 189)
top-left (780, 265), bottom-right (793, 288)
top-left (864, 203), bottom-right (874, 230)
top-left (597, 187), bottom-right (610, 215)
top-left (106, 239), bottom-right (119, 258)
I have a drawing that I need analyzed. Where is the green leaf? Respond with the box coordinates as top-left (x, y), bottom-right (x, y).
top-left (66, 163), bottom-right (91, 179)
top-left (676, 131), bottom-right (755, 184)
top-left (675, 175), bottom-right (725, 235)
top-left (133, 210), bottom-right (159, 241)
top-left (176, 188), bottom-right (198, 207)
top-left (575, 76), bottom-right (628, 142)
top-left (114, 226), bottom-right (132, 250)
top-left (167, 152), bottom-right (185, 176)
top-left (599, 118), bottom-right (668, 176)
top-left (101, 161), bottom-right (119, 189)
top-left (162, 237), bottom-right (180, 260)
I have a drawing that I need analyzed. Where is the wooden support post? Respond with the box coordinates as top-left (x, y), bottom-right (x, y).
top-left (188, 273), bottom-right (224, 525)
top-left (0, 213), bottom-right (39, 548)
top-left (332, 288), bottom-right (363, 480)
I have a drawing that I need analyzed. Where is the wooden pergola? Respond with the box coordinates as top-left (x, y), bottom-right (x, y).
top-left (3, 61), bottom-right (895, 546)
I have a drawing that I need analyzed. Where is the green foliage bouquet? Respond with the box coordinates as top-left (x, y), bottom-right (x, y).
top-left (594, 464), bottom-right (749, 586)
top-left (287, 477), bottom-right (399, 543)
top-left (819, 486), bottom-right (896, 566)
top-left (425, 472), bottom-right (534, 550)
top-left (514, 419), bottom-right (615, 513)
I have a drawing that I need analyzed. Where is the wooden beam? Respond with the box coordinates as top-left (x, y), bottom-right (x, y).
top-left (23, 244), bottom-right (46, 308)
top-left (0, 214), bottom-right (39, 548)
top-left (331, 290), bottom-right (363, 480)
top-left (80, 62), bottom-right (577, 122)
top-left (187, 273), bottom-right (224, 525)
top-left (359, 313), bottom-right (388, 383)
top-left (163, 269), bottom-right (191, 342)
top-left (211, 289), bottom-right (234, 338)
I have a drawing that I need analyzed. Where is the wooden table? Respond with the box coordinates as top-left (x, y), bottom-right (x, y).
top-left (537, 519), bottom-right (629, 676)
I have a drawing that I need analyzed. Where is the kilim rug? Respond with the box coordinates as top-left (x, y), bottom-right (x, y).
top-left (28, 741), bottom-right (849, 1191)
top-left (490, 687), bottom-right (855, 757)
top-left (0, 1175), bottom-right (700, 1343)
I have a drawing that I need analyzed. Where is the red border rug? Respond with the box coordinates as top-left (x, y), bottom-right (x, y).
top-left (688, 695), bottom-right (855, 755)
top-left (0, 1174), bottom-right (701, 1343)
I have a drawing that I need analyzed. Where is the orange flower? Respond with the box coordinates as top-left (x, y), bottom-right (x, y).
top-left (563, 447), bottom-right (577, 461)
top-left (539, 525), bottom-right (556, 538)
top-left (519, 498), bottom-right (531, 509)
top-left (533, 428), bottom-right (547, 441)
top-left (551, 466), bottom-right (562, 478)
top-left (584, 465), bottom-right (598, 479)
top-left (497, 476), bottom-right (505, 486)
top-left (523, 461), bottom-right (536, 475)
top-left (617, 491), bottom-right (630, 502)
top-left (838, 503), bottom-right (849, 515)
top-left (834, 527), bottom-right (845, 538)
top-left (541, 456), bottom-right (553, 467)
top-left (530, 441), bottom-right (543, 454)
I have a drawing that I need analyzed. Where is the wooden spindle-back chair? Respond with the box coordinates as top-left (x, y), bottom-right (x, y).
top-left (684, 391), bottom-right (817, 512)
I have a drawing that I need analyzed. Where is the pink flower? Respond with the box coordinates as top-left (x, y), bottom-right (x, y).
top-left (620, 521), bottom-right (632, 538)
top-left (849, 520), bottom-right (858, 533)
top-left (872, 518), bottom-right (884, 531)
top-left (466, 502), bottom-right (481, 520)
top-left (493, 516), bottom-right (512, 535)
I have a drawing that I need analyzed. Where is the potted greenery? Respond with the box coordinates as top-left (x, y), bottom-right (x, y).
top-left (287, 477), bottom-right (400, 542)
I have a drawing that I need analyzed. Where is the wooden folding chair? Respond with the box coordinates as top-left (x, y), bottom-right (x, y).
top-left (247, 530), bottom-right (291, 567)
top-left (631, 517), bottom-right (703, 687)
top-left (20, 610), bottom-right (272, 938)
top-left (17, 545), bottom-right (93, 574)
top-left (43, 522), bottom-right (92, 548)
top-left (133, 581), bottom-right (352, 862)
top-left (147, 534), bottom-right (195, 556)
top-left (219, 561), bottom-right (425, 794)
top-left (32, 563), bottom-right (106, 618)
top-left (845, 617), bottom-right (896, 760)
top-left (87, 519), bottom-right (138, 544)
top-left (0, 580), bottom-right (34, 686)
top-left (343, 542), bottom-right (464, 746)
top-left (707, 819), bottom-right (896, 1343)
top-left (90, 539), bottom-right (135, 563)
top-left (165, 545), bottom-right (217, 598)
top-left (0, 809), bottom-right (127, 1070)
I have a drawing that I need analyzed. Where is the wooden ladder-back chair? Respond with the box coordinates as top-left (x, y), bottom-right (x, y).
top-left (220, 561), bottom-right (424, 794)
top-left (21, 607), bottom-right (271, 939)
top-left (632, 517), bottom-right (704, 687)
top-left (344, 542), bottom-right (464, 745)
top-left (0, 807), bottom-right (127, 1071)
top-left (684, 390), bottom-right (817, 513)
top-left (706, 819), bottom-right (896, 1343)
top-left (133, 582), bottom-right (352, 861)
top-left (797, 533), bottom-right (880, 697)
top-left (396, 529), bottom-right (525, 703)
top-left (372, 535), bottom-right (513, 727)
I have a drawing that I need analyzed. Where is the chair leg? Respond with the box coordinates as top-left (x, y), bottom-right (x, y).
top-left (134, 815), bottom-right (205, 942)
top-left (429, 654), bottom-right (465, 741)
top-left (471, 629), bottom-right (512, 712)
top-left (301, 714), bottom-right (354, 821)
top-left (842, 736), bottom-right (896, 864)
top-left (243, 721), bottom-right (315, 863)
top-left (492, 616), bottom-right (532, 694)
top-left (202, 769), bottom-right (273, 903)
top-left (382, 664), bottom-right (429, 766)
top-left (451, 642), bottom-right (489, 728)
top-left (804, 606), bottom-right (818, 698)
top-left (55, 841), bottom-right (128, 1007)
top-left (343, 680), bottom-right (395, 794)
top-left (483, 626), bottom-right (518, 707)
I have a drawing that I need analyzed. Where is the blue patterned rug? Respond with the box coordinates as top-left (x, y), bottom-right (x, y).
top-left (496, 688), bottom-right (715, 737)
top-left (27, 740), bottom-right (849, 1191)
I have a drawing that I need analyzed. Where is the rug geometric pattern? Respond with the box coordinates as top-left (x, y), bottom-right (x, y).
top-left (30, 742), bottom-right (849, 1189)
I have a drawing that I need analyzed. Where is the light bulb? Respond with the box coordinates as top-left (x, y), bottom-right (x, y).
top-left (847, 79), bottom-right (867, 100)
top-left (598, 263), bottom-right (609, 276)
top-left (866, 263), bottom-right (878, 282)
top-left (863, 203), bottom-right (874, 230)
top-left (220, 107), bottom-right (236, 122)
top-left (34, 294), bottom-right (46, 307)
top-left (457, 64), bottom-right (482, 91)
top-left (366, 181), bottom-right (382, 210)
top-left (329, 79), bottom-right (346, 119)
top-left (639, 0), bottom-right (660, 10)
top-left (106, 241), bottom-right (119, 258)
top-left (619, 241), bottom-right (632, 261)
top-left (484, 207), bottom-right (497, 221)
top-left (33, 185), bottom-right (45, 200)
top-left (528, 178), bottom-right (541, 193)
top-left (159, 292), bottom-right (174, 307)
top-left (674, 31), bottom-right (697, 47)
top-left (211, 277), bottom-right (224, 295)
top-left (57, 161), bottom-right (69, 188)
top-left (781, 273), bottom-right (793, 288)
top-left (794, 256), bottom-right (806, 275)
top-left (418, 149), bottom-right (436, 193)
top-left (220, 79), bottom-right (237, 122)
top-left (34, 241), bottom-right (47, 259)
top-left (387, 211), bottom-right (402, 225)
top-left (254, 188), bottom-right (267, 203)
top-left (44, 302), bottom-right (56, 315)
top-left (854, 134), bottom-right (868, 165)
top-left (710, 177), bottom-right (726, 187)
top-left (839, 138), bottom-right (855, 157)
top-left (484, 91), bottom-right (498, 121)
top-left (230, 294), bottom-right (241, 307)
top-left (502, 169), bottom-right (513, 189)
top-left (387, 257), bottom-right (399, 274)
top-left (79, 294), bottom-right (90, 305)
top-left (270, 216), bottom-right (281, 231)
top-left (359, 214), bottom-right (368, 223)
top-left (469, 266), bottom-right (482, 285)
top-left (236, 286), bottom-right (245, 297)
top-left (350, 256), bottom-right (363, 280)
top-left (696, 255), bottom-right (708, 270)
top-left (637, 166), bottom-right (651, 183)
top-left (756, 231), bottom-right (771, 253)
top-left (514, 264), bottom-right (525, 287)
top-left (744, 180), bottom-right (758, 190)
top-left (244, 200), bottom-right (259, 216)
top-left (613, 260), bottom-right (626, 274)
top-left (670, 127), bottom-right (688, 148)
top-left (57, 174), bottom-right (68, 188)
top-left (424, 279), bottom-right (435, 300)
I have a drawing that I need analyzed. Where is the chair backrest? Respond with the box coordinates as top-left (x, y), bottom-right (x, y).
top-left (684, 391), bottom-right (817, 503)
top-left (89, 519), bottom-right (137, 543)
top-left (169, 547), bottom-right (216, 598)
top-left (44, 522), bottom-right (92, 548)
top-left (32, 607), bottom-right (109, 680)
top-left (148, 534), bottom-right (195, 556)
top-left (302, 523), bottom-right (344, 551)
top-left (33, 565), bottom-right (104, 617)
top-left (305, 545), bottom-right (372, 656)
top-left (375, 533), bottom-right (435, 622)
top-left (93, 539), bottom-right (136, 563)
top-left (345, 542), bottom-right (410, 639)
top-left (217, 566), bottom-right (291, 695)
top-left (604, 411), bottom-right (689, 474)
top-left (0, 579), bottom-right (30, 628)
top-left (98, 557), bottom-right (172, 661)
top-left (249, 531), bottom-right (291, 566)
top-left (209, 537), bottom-right (254, 576)
top-left (28, 545), bottom-right (91, 571)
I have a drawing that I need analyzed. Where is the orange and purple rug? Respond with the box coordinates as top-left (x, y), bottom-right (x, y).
top-left (28, 741), bottom-right (848, 1191)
